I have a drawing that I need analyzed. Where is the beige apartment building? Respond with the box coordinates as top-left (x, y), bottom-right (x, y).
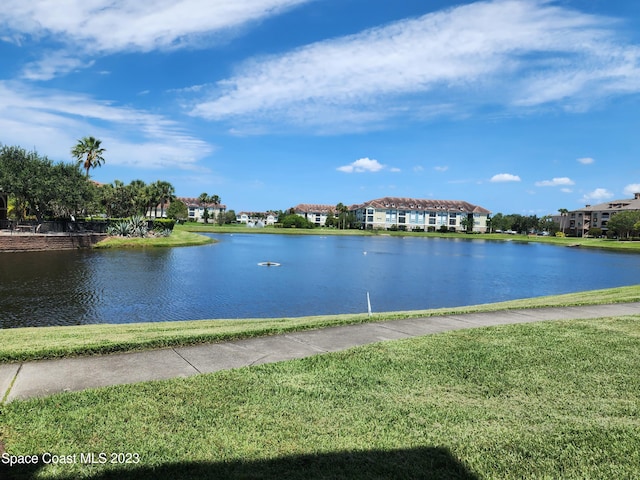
top-left (569, 193), bottom-right (640, 237)
top-left (293, 204), bottom-right (336, 226)
top-left (352, 197), bottom-right (491, 232)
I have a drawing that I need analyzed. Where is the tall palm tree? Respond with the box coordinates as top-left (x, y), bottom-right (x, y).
top-left (71, 136), bottom-right (106, 178)
top-left (156, 181), bottom-right (175, 218)
top-left (558, 208), bottom-right (569, 235)
top-left (336, 202), bottom-right (349, 229)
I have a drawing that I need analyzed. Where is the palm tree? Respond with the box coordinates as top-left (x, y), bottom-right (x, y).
top-left (558, 208), bottom-right (569, 235)
top-left (197, 193), bottom-right (220, 223)
top-left (71, 136), bottom-right (106, 178)
top-left (336, 202), bottom-right (349, 229)
top-left (156, 181), bottom-right (175, 218)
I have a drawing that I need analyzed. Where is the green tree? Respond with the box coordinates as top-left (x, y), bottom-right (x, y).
top-left (607, 211), bottom-right (640, 239)
top-left (128, 180), bottom-right (149, 216)
top-left (557, 208), bottom-right (569, 234)
top-left (167, 199), bottom-right (188, 221)
top-left (154, 180), bottom-right (175, 218)
top-left (336, 203), bottom-right (349, 230)
top-left (539, 215), bottom-right (559, 235)
top-left (279, 213), bottom-right (315, 228)
top-left (461, 214), bottom-right (475, 233)
top-left (197, 192), bottom-right (221, 223)
top-left (71, 136), bottom-right (106, 178)
top-left (0, 145), bottom-right (94, 222)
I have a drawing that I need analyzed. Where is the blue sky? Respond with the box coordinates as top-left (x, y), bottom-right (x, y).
top-left (1, 0), bottom-right (639, 215)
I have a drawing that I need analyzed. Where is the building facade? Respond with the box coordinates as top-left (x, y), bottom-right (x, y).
top-left (569, 193), bottom-right (640, 237)
top-left (352, 197), bottom-right (491, 232)
top-left (293, 204), bottom-right (336, 226)
top-left (180, 197), bottom-right (226, 223)
top-left (237, 212), bottom-right (278, 226)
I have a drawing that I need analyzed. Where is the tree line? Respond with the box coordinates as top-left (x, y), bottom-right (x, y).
top-left (0, 143), bottom-right (186, 222)
top-left (488, 213), bottom-right (558, 234)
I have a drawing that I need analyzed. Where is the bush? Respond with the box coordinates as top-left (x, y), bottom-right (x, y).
top-left (153, 218), bottom-right (176, 231)
top-left (279, 214), bottom-right (315, 229)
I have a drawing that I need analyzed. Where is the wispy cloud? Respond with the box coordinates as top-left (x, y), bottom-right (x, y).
top-left (434, 166), bottom-right (449, 172)
top-left (535, 177), bottom-right (575, 187)
top-left (189, 0), bottom-right (640, 132)
top-left (0, 81), bottom-right (213, 171)
top-left (1, 0), bottom-right (311, 52)
top-left (1, 0), bottom-right (313, 78)
top-left (490, 173), bottom-right (521, 183)
top-left (337, 158), bottom-right (385, 173)
top-left (577, 157), bottom-right (595, 165)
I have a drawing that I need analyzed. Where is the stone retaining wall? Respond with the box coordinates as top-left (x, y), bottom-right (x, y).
top-left (0, 233), bottom-right (107, 252)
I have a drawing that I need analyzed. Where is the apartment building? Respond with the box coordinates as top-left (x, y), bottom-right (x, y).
top-left (180, 197), bottom-right (226, 223)
top-left (293, 204), bottom-right (336, 226)
top-left (352, 197), bottom-right (491, 232)
top-left (569, 193), bottom-right (640, 237)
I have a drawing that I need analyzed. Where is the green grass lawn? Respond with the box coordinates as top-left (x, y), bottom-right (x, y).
top-left (2, 285), bottom-right (640, 363)
top-left (93, 229), bottom-right (214, 249)
top-left (1, 315), bottom-right (639, 479)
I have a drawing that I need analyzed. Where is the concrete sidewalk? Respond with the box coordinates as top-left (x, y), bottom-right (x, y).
top-left (2, 303), bottom-right (639, 403)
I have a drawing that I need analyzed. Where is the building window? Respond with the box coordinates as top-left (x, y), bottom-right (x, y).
top-left (385, 210), bottom-right (396, 222)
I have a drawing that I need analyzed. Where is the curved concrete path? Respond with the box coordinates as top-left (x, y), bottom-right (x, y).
top-left (2, 302), bottom-right (640, 403)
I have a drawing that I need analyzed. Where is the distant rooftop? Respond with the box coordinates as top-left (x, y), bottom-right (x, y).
top-left (354, 197), bottom-right (491, 214)
top-left (574, 193), bottom-right (640, 212)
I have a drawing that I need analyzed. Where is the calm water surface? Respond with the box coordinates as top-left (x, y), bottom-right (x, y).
top-left (1, 234), bottom-right (639, 328)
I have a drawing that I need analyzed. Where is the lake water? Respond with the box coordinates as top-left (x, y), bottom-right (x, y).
top-left (1, 234), bottom-right (639, 328)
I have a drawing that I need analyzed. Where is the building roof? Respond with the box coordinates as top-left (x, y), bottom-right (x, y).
top-left (178, 197), bottom-right (226, 209)
top-left (573, 194), bottom-right (640, 213)
top-left (293, 204), bottom-right (336, 214)
top-left (354, 197), bottom-right (491, 214)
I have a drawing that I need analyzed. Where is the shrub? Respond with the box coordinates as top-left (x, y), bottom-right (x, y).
top-left (153, 218), bottom-right (176, 231)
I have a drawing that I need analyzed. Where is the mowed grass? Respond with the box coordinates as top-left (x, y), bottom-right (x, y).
top-left (93, 229), bottom-right (215, 249)
top-left (2, 285), bottom-right (640, 363)
top-left (1, 316), bottom-right (639, 479)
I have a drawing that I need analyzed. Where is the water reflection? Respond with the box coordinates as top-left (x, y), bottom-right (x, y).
top-left (1, 234), bottom-right (639, 328)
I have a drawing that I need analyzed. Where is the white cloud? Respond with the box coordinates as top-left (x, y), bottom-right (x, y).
top-left (581, 188), bottom-right (614, 203)
top-left (21, 53), bottom-right (95, 81)
top-left (623, 184), bottom-right (640, 196)
top-left (561, 188), bottom-right (573, 193)
top-left (189, 0), bottom-right (640, 131)
top-left (337, 158), bottom-right (385, 173)
top-left (0, 0), bottom-right (312, 53)
top-left (490, 173), bottom-right (521, 183)
top-left (0, 81), bottom-right (213, 171)
top-left (1, 0), bottom-right (313, 79)
top-left (535, 177), bottom-right (575, 187)
top-left (577, 157), bottom-right (595, 165)
top-left (434, 166), bottom-right (448, 172)
top-left (390, 167), bottom-right (402, 173)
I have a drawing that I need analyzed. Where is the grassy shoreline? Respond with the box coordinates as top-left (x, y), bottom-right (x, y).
top-left (181, 223), bottom-right (640, 252)
top-left (93, 228), bottom-right (215, 248)
top-left (1, 285), bottom-right (639, 363)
